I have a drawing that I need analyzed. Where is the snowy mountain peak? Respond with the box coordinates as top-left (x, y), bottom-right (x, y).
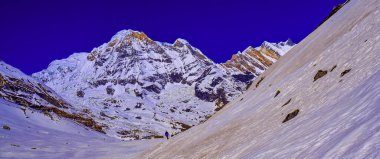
top-left (283, 38), bottom-right (295, 46)
top-left (110, 29), bottom-right (135, 39)
top-left (260, 39), bottom-right (295, 56)
top-left (173, 38), bottom-right (190, 46)
top-left (111, 29), bottom-right (153, 42)
top-left (32, 29), bottom-right (294, 139)
top-left (242, 46), bottom-right (256, 53)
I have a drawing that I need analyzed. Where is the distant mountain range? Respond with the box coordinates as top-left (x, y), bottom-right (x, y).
top-left (1, 30), bottom-right (295, 140)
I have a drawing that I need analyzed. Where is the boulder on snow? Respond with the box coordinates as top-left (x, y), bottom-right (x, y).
top-left (313, 70), bottom-right (328, 82)
top-left (274, 90), bottom-right (281, 98)
top-left (341, 69), bottom-right (351, 77)
top-left (256, 77), bottom-right (265, 88)
top-left (282, 109), bottom-right (300, 123)
top-left (76, 90), bottom-right (85, 97)
top-left (2, 124), bottom-right (10, 130)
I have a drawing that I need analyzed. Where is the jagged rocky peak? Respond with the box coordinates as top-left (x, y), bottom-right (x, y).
top-left (86, 30), bottom-right (218, 95)
top-left (173, 38), bottom-right (189, 47)
top-left (173, 38), bottom-right (213, 65)
top-left (87, 29), bottom-right (156, 61)
top-left (282, 38), bottom-right (295, 46)
top-left (222, 39), bottom-right (295, 76)
top-left (87, 29), bottom-right (213, 69)
top-left (110, 29), bottom-right (154, 44)
top-left (260, 39), bottom-right (296, 56)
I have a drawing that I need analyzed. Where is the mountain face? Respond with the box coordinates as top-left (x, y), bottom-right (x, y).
top-left (0, 60), bottom-right (105, 133)
top-left (142, 0), bottom-right (380, 158)
top-left (32, 30), bottom-right (294, 139)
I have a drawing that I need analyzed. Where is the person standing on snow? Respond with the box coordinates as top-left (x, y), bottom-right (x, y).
top-left (165, 131), bottom-right (169, 139)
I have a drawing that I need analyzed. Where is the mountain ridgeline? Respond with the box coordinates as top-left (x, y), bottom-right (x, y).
top-left (4, 30), bottom-right (293, 140)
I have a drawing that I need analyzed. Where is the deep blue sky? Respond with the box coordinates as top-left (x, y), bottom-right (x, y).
top-left (0, 0), bottom-right (346, 75)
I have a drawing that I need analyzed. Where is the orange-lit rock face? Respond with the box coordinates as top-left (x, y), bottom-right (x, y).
top-left (87, 31), bottom-right (156, 61)
top-left (115, 31), bottom-right (156, 47)
top-left (107, 39), bottom-right (119, 47)
top-left (173, 39), bottom-right (185, 47)
top-left (245, 47), bottom-right (273, 67)
top-left (130, 32), bottom-right (154, 44)
top-left (259, 47), bottom-right (280, 60)
top-left (222, 45), bottom-right (284, 75)
top-left (230, 54), bottom-right (239, 61)
top-left (87, 50), bottom-right (98, 61)
top-left (223, 53), bottom-right (261, 75)
top-left (0, 74), bottom-right (7, 87)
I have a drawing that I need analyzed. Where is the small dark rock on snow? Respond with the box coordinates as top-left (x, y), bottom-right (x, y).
top-left (282, 99), bottom-right (292, 107)
top-left (274, 90), bottom-right (281, 98)
top-left (2, 124), bottom-right (10, 130)
top-left (314, 70), bottom-right (328, 82)
top-left (282, 109), bottom-right (300, 123)
top-left (76, 90), bottom-right (85, 97)
top-left (340, 69), bottom-right (351, 77)
top-left (256, 77), bottom-right (265, 88)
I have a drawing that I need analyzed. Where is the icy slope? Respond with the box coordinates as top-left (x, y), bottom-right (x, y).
top-left (142, 0), bottom-right (380, 158)
top-left (33, 30), bottom-right (294, 139)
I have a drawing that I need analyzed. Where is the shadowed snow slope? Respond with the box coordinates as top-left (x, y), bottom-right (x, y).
top-left (141, 0), bottom-right (380, 158)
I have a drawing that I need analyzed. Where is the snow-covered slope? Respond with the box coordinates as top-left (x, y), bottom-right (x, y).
top-left (142, 0), bottom-right (380, 158)
top-left (32, 30), bottom-right (293, 139)
top-left (0, 60), bottom-right (160, 158)
top-left (0, 61), bottom-right (105, 133)
top-left (0, 99), bottom-right (161, 158)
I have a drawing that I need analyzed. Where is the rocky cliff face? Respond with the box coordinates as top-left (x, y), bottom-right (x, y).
top-left (32, 30), bottom-right (294, 139)
top-left (222, 39), bottom-right (295, 76)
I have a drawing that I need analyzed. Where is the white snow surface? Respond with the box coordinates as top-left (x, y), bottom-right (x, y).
top-left (0, 99), bottom-right (161, 159)
top-left (141, 0), bottom-right (380, 158)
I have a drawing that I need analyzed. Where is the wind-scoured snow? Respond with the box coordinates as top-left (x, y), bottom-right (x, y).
top-left (142, 0), bottom-right (380, 158)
